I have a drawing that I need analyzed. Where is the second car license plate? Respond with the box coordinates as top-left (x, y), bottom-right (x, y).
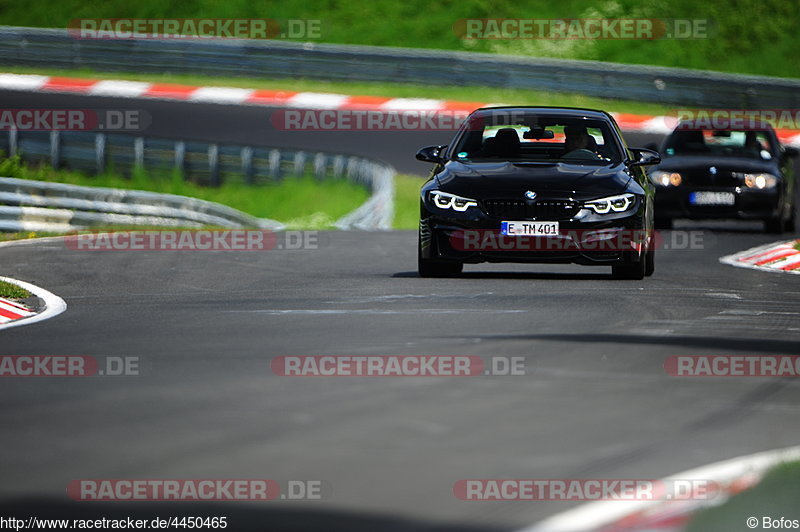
top-left (689, 191), bottom-right (735, 206)
top-left (501, 221), bottom-right (560, 236)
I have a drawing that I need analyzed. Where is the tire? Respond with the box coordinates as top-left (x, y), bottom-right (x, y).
top-left (644, 247), bottom-right (655, 277)
top-left (785, 205), bottom-right (796, 233)
top-left (612, 253), bottom-right (646, 280)
top-left (765, 217), bottom-right (785, 234)
top-left (654, 217), bottom-right (673, 230)
top-left (418, 235), bottom-right (463, 278)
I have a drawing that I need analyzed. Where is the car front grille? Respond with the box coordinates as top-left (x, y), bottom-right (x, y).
top-left (481, 199), bottom-right (582, 220)
top-left (681, 170), bottom-right (739, 187)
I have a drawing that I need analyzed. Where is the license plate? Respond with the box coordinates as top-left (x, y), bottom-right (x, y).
top-left (689, 191), bottom-right (735, 206)
top-left (501, 221), bottom-right (560, 236)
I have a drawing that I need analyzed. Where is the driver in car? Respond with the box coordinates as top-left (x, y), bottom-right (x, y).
top-left (561, 125), bottom-right (599, 159)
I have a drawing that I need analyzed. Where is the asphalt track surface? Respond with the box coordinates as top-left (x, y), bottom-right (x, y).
top-left (1, 88), bottom-right (799, 531)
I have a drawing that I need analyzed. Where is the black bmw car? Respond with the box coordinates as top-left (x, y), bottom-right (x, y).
top-left (416, 107), bottom-right (661, 279)
top-left (649, 122), bottom-right (797, 233)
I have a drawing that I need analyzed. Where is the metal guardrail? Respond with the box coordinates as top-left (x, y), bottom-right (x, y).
top-left (1, 26), bottom-right (800, 108)
top-left (0, 176), bottom-right (282, 232)
top-left (0, 129), bottom-right (394, 231)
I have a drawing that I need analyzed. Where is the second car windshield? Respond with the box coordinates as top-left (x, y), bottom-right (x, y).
top-left (663, 129), bottom-right (777, 160)
top-left (451, 114), bottom-right (623, 164)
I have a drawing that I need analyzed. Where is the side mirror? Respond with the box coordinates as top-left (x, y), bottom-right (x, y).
top-left (628, 147), bottom-right (661, 167)
top-left (784, 145), bottom-right (799, 158)
top-left (416, 145), bottom-right (447, 163)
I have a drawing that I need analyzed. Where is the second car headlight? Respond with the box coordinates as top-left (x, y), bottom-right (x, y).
top-left (732, 172), bottom-right (778, 189)
top-left (649, 170), bottom-right (682, 186)
top-left (429, 190), bottom-right (478, 212)
top-left (584, 193), bottom-right (636, 215)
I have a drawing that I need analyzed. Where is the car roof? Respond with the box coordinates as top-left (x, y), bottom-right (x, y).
top-left (469, 106), bottom-right (612, 121)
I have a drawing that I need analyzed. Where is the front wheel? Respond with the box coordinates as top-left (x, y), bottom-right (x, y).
top-left (644, 247), bottom-right (655, 277)
top-left (765, 216), bottom-right (785, 234)
top-left (785, 205), bottom-right (796, 233)
top-left (654, 217), bottom-right (672, 230)
top-left (612, 253), bottom-right (646, 280)
top-left (418, 235), bottom-right (463, 278)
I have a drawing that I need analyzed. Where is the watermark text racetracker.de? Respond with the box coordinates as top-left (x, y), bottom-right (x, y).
top-left (271, 109), bottom-right (470, 132)
top-left (271, 355), bottom-right (526, 377)
top-left (68, 18), bottom-right (322, 40)
top-left (665, 355), bottom-right (800, 377)
top-left (1, 516), bottom-right (228, 530)
top-left (67, 479), bottom-right (329, 501)
top-left (0, 109), bottom-right (149, 132)
top-left (449, 229), bottom-right (706, 252)
top-left (0, 356), bottom-right (139, 377)
top-left (454, 478), bottom-right (719, 501)
top-left (673, 109), bottom-right (800, 131)
top-left (453, 18), bottom-right (711, 40)
top-left (64, 230), bottom-right (320, 251)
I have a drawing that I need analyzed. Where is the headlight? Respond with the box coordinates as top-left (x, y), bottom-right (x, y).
top-left (429, 190), bottom-right (478, 212)
top-left (584, 193), bottom-right (636, 215)
top-left (649, 170), bottom-right (682, 186)
top-left (732, 172), bottom-right (778, 189)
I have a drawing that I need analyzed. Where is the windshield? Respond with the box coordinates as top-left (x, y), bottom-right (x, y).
top-left (663, 128), bottom-right (777, 160)
top-left (452, 112), bottom-right (623, 164)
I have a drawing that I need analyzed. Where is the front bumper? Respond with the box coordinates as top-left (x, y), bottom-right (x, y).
top-left (654, 186), bottom-right (782, 220)
top-left (420, 208), bottom-right (647, 266)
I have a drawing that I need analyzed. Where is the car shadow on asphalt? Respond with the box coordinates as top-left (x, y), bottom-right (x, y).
top-left (457, 333), bottom-right (800, 354)
top-left (394, 271), bottom-right (615, 280)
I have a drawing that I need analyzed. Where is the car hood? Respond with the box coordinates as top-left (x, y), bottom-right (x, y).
top-left (654, 155), bottom-right (777, 174)
top-left (435, 161), bottom-right (631, 200)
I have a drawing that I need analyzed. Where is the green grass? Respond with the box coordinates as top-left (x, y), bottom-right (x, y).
top-left (0, 279), bottom-right (31, 299)
top-left (794, 241), bottom-right (800, 252)
top-left (0, 0), bottom-right (797, 78)
top-left (394, 174), bottom-right (424, 230)
top-left (0, 66), bottom-right (676, 117)
top-left (0, 155), bottom-right (369, 228)
top-left (686, 460), bottom-right (800, 532)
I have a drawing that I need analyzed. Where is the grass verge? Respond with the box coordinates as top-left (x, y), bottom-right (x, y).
top-left (686, 460), bottom-right (800, 532)
top-left (0, 279), bottom-right (31, 299)
top-left (394, 174), bottom-right (424, 230)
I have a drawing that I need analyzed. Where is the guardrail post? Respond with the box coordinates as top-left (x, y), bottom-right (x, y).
top-left (134, 137), bottom-right (144, 170)
top-left (332, 155), bottom-right (345, 179)
top-left (95, 133), bottom-right (106, 174)
top-left (268, 149), bottom-right (281, 180)
top-left (49, 130), bottom-right (60, 168)
top-left (208, 144), bottom-right (220, 186)
top-left (346, 157), bottom-right (359, 183)
top-left (174, 141), bottom-right (185, 177)
top-left (241, 146), bottom-right (253, 185)
top-left (313, 152), bottom-right (326, 180)
top-left (293, 151), bottom-right (307, 177)
top-left (8, 127), bottom-right (17, 157)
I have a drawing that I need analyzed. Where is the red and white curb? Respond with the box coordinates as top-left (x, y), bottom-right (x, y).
top-left (2, 73), bottom-right (799, 145)
top-left (0, 296), bottom-right (34, 324)
top-left (0, 275), bottom-right (67, 330)
top-left (516, 445), bottom-right (800, 532)
top-left (720, 240), bottom-right (800, 274)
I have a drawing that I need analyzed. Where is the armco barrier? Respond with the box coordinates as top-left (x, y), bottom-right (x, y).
top-left (0, 129), bottom-right (395, 231)
top-left (1, 26), bottom-right (800, 107)
top-left (0, 176), bottom-right (282, 232)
